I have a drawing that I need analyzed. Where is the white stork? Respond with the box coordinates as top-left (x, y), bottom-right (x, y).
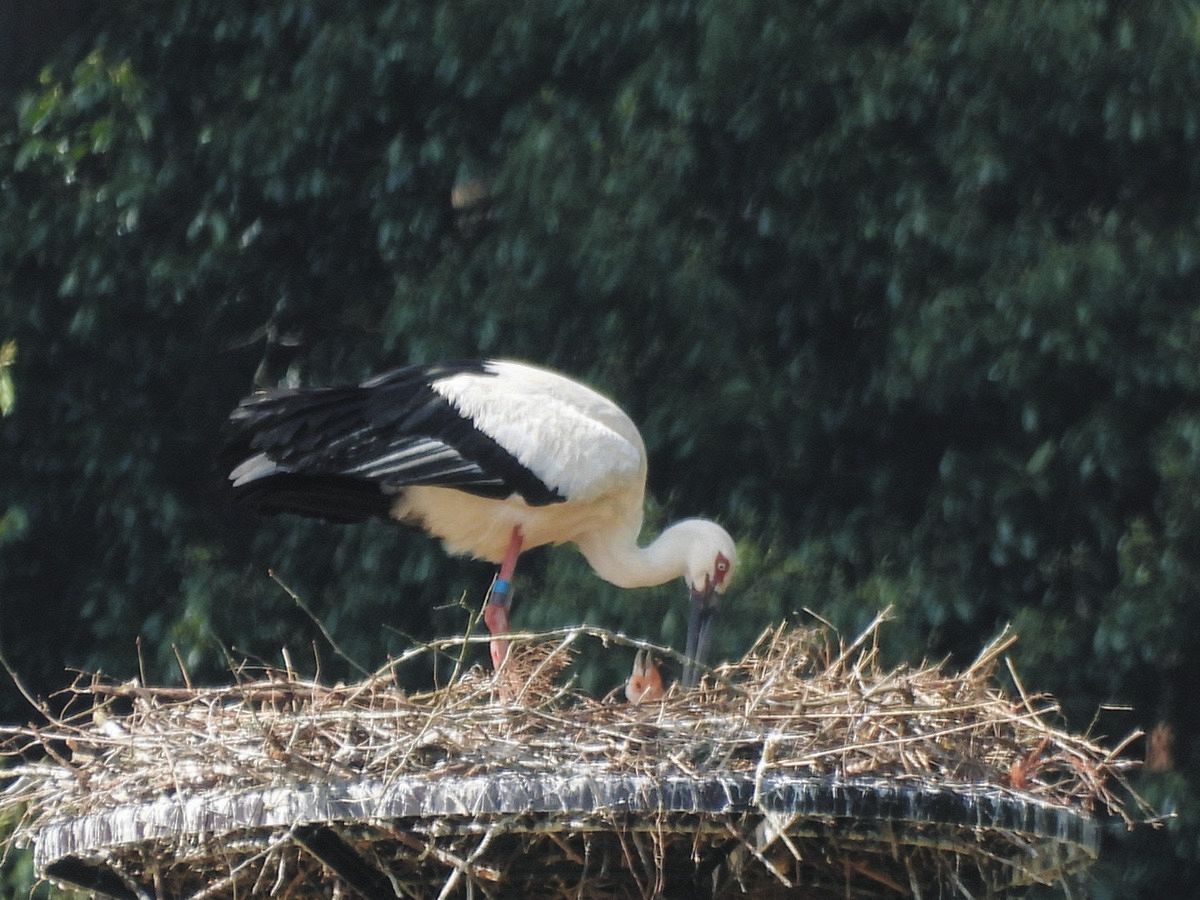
top-left (225, 359), bottom-right (736, 685)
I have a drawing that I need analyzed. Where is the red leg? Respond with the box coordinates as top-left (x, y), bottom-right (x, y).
top-left (484, 526), bottom-right (523, 669)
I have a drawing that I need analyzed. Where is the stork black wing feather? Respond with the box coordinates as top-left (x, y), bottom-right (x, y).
top-left (224, 361), bottom-right (563, 522)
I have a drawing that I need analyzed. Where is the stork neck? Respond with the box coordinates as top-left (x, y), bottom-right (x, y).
top-left (578, 520), bottom-right (699, 590)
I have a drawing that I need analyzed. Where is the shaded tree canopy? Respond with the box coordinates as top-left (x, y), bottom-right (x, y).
top-left (2, 1), bottom-right (1200, 894)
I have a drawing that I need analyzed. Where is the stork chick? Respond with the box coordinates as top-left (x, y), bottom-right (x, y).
top-left (625, 649), bottom-right (667, 704)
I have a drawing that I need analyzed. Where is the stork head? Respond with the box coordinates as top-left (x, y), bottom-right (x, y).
top-left (680, 520), bottom-right (737, 688)
top-left (625, 649), bottom-right (666, 704)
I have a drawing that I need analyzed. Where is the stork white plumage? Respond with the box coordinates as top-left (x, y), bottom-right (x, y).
top-left (226, 359), bottom-right (737, 684)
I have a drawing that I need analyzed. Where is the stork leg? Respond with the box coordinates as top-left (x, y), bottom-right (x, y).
top-left (484, 526), bottom-right (523, 669)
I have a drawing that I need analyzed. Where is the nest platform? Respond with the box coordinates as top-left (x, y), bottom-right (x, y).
top-left (1, 616), bottom-right (1137, 898)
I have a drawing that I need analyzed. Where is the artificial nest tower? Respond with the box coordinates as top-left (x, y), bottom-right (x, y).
top-left (5, 618), bottom-right (1134, 898)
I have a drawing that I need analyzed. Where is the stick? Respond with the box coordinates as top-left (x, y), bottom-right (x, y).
top-left (269, 569), bottom-right (370, 677)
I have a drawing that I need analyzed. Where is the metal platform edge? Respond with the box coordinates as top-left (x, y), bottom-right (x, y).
top-left (33, 772), bottom-right (1099, 872)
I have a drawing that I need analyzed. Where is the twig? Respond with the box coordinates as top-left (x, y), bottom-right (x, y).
top-left (0, 641), bottom-right (63, 727)
top-left (171, 645), bottom-right (193, 690)
top-left (269, 569), bottom-right (370, 677)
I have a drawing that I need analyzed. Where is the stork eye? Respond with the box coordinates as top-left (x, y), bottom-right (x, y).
top-left (716, 560), bottom-right (728, 572)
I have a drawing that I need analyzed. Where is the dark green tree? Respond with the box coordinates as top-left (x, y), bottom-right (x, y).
top-left (2, 2), bottom-right (1199, 894)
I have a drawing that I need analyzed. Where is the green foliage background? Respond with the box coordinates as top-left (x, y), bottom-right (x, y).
top-left (2, 1), bottom-right (1199, 895)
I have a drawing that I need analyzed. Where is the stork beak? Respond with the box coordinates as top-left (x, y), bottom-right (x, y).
top-left (683, 582), bottom-right (719, 688)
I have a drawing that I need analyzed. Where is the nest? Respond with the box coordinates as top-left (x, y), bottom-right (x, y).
top-left (0, 613), bottom-right (1140, 898)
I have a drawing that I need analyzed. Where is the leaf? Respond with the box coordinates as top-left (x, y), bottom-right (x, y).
top-left (0, 371), bottom-right (13, 417)
top-left (1025, 440), bottom-right (1056, 476)
top-left (0, 340), bottom-right (14, 417)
